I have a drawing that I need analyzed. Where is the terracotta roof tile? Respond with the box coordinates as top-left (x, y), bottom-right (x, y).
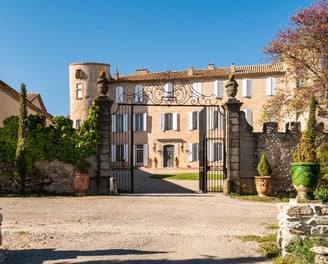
top-left (113, 63), bottom-right (284, 83)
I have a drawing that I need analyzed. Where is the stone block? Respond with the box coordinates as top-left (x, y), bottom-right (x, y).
top-left (287, 205), bottom-right (313, 216)
top-left (312, 226), bottom-right (328, 237)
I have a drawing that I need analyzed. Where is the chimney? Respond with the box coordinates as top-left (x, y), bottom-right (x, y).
top-left (188, 67), bottom-right (194, 76)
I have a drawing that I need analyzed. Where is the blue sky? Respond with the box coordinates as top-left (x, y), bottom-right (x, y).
top-left (0, 0), bottom-right (314, 117)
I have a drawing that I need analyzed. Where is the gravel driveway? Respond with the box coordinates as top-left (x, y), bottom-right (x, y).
top-left (0, 172), bottom-right (277, 264)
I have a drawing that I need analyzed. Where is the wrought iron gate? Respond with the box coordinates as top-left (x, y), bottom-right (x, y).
top-left (110, 71), bottom-right (226, 193)
top-left (199, 106), bottom-right (226, 192)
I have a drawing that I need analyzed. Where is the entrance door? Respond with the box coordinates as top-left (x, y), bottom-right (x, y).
top-left (163, 145), bottom-right (174, 167)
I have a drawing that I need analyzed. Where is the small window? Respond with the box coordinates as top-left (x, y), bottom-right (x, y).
top-left (243, 109), bottom-right (252, 125)
top-left (76, 83), bottom-right (82, 99)
top-left (75, 69), bottom-right (83, 79)
top-left (112, 114), bottom-right (127, 132)
top-left (187, 143), bottom-right (199, 162)
top-left (134, 113), bottom-right (147, 131)
top-left (193, 82), bottom-right (202, 99)
top-left (134, 85), bottom-right (144, 102)
top-left (160, 112), bottom-right (178, 131)
top-left (164, 83), bottom-right (174, 101)
top-left (134, 144), bottom-right (148, 166)
top-left (214, 80), bottom-right (223, 99)
top-left (75, 119), bottom-right (83, 129)
top-left (209, 142), bottom-right (223, 161)
top-left (242, 79), bottom-right (252, 97)
top-left (115, 86), bottom-right (123, 103)
top-left (188, 111), bottom-right (199, 130)
top-left (209, 110), bottom-right (223, 129)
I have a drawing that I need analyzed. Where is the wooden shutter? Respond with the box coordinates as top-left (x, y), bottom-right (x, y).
top-left (143, 112), bottom-right (147, 131)
top-left (242, 79), bottom-right (252, 97)
top-left (112, 115), bottom-right (116, 132)
top-left (266, 77), bottom-right (276, 96)
top-left (111, 145), bottom-right (116, 162)
top-left (143, 144), bottom-right (148, 166)
top-left (214, 80), bottom-right (223, 99)
top-left (188, 112), bottom-right (193, 130)
top-left (173, 112), bottom-right (178, 130)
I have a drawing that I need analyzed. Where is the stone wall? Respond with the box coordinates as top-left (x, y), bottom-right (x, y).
top-left (0, 161), bottom-right (75, 194)
top-left (277, 201), bottom-right (328, 258)
top-left (253, 122), bottom-right (301, 196)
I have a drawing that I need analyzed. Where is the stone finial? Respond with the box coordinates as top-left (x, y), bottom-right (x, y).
top-left (225, 72), bottom-right (238, 98)
top-left (230, 63), bottom-right (236, 74)
top-left (96, 71), bottom-right (110, 97)
top-left (114, 68), bottom-right (119, 80)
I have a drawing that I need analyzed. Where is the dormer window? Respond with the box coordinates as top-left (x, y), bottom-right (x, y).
top-left (164, 83), bottom-right (174, 101)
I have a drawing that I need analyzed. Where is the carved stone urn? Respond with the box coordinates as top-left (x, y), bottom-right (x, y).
top-left (96, 71), bottom-right (109, 96)
top-left (225, 73), bottom-right (238, 98)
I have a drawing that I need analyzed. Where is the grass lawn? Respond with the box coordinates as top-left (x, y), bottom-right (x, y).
top-left (150, 172), bottom-right (225, 181)
top-left (150, 173), bottom-right (199, 180)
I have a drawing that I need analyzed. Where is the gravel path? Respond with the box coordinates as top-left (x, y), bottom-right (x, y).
top-left (0, 193), bottom-right (277, 264)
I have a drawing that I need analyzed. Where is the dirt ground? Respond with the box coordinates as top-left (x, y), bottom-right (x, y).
top-left (0, 174), bottom-right (277, 264)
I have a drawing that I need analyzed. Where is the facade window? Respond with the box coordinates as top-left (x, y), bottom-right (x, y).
top-left (266, 77), bottom-right (276, 96)
top-left (192, 82), bottom-right (202, 99)
top-left (134, 113), bottom-right (147, 131)
top-left (115, 86), bottom-right (123, 103)
top-left (209, 142), bottom-right (223, 161)
top-left (134, 85), bottom-right (144, 102)
top-left (242, 78), bottom-right (252, 97)
top-left (76, 83), bottom-right (82, 99)
top-left (209, 110), bottom-right (223, 129)
top-left (75, 69), bottom-right (83, 79)
top-left (75, 119), bottom-right (83, 129)
top-left (134, 144), bottom-right (148, 166)
top-left (213, 80), bottom-right (223, 99)
top-left (188, 143), bottom-right (199, 161)
top-left (164, 83), bottom-right (174, 101)
top-left (160, 112), bottom-right (178, 131)
top-left (111, 144), bottom-right (128, 162)
top-left (188, 111), bottom-right (199, 130)
top-left (112, 114), bottom-right (128, 132)
top-left (243, 109), bottom-right (252, 125)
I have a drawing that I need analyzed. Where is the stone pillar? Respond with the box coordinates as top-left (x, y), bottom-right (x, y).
top-left (223, 98), bottom-right (243, 194)
top-left (94, 96), bottom-right (113, 194)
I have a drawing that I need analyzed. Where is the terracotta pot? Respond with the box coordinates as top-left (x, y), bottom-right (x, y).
top-left (73, 173), bottom-right (89, 195)
top-left (255, 176), bottom-right (272, 197)
top-left (291, 162), bottom-right (320, 200)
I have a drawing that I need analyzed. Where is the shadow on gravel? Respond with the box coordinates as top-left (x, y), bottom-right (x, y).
top-left (133, 169), bottom-right (198, 194)
top-left (2, 248), bottom-right (270, 264)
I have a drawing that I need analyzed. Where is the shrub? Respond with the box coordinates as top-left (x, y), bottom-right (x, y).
top-left (257, 153), bottom-right (272, 176)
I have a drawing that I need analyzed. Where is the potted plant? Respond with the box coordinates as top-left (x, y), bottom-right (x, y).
top-left (153, 156), bottom-right (158, 168)
top-left (73, 102), bottom-right (100, 195)
top-left (175, 156), bottom-right (179, 168)
top-left (291, 95), bottom-right (320, 200)
top-left (255, 153), bottom-right (272, 197)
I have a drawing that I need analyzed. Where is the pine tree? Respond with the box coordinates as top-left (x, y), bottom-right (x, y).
top-left (13, 83), bottom-right (28, 194)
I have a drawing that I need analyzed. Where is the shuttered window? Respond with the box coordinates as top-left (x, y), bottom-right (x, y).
top-left (242, 79), bottom-right (252, 97)
top-left (213, 80), bottom-right (223, 99)
top-left (266, 77), bottom-right (276, 96)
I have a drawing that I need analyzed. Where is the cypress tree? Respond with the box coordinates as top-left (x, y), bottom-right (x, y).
top-left (13, 83), bottom-right (28, 194)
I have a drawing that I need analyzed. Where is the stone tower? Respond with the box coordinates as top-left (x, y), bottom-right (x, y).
top-left (69, 62), bottom-right (110, 127)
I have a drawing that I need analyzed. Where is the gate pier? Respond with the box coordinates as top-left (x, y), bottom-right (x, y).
top-left (93, 96), bottom-right (113, 194)
top-left (223, 98), bottom-right (243, 194)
